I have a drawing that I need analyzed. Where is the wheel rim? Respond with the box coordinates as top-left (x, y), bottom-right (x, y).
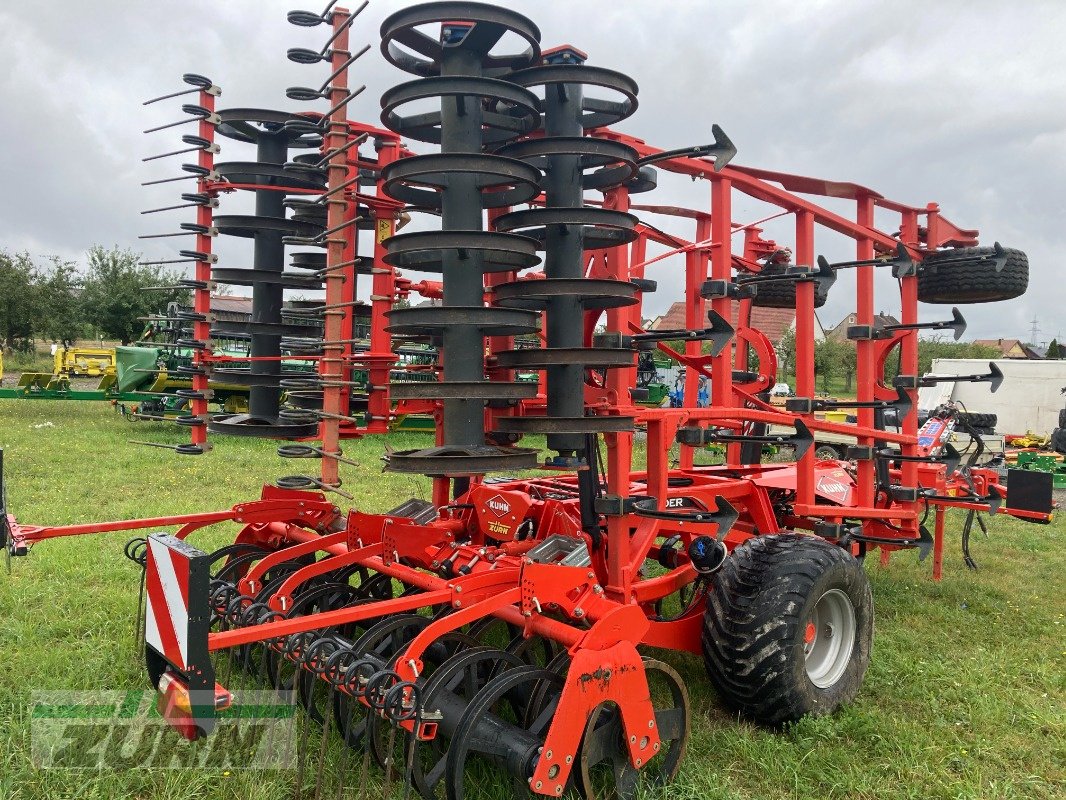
top-left (803, 588), bottom-right (856, 689)
top-left (814, 445), bottom-right (839, 461)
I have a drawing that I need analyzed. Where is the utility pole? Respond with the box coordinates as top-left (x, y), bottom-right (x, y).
top-left (1028, 315), bottom-right (1040, 346)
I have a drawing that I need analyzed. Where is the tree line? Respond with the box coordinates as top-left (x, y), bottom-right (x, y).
top-left (0, 246), bottom-right (189, 351)
top-left (775, 328), bottom-right (1002, 394)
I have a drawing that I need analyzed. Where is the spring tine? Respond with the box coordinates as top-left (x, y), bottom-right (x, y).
top-left (314, 172), bottom-right (362, 203)
top-left (316, 215), bottom-right (361, 240)
top-left (134, 563), bottom-right (147, 656)
top-left (316, 132), bottom-right (368, 167)
top-left (143, 116), bottom-right (202, 134)
top-left (324, 85), bottom-right (366, 119)
top-left (294, 694), bottom-right (311, 800)
top-left (357, 712), bottom-right (373, 800)
top-left (140, 201), bottom-right (200, 215)
top-left (142, 145), bottom-right (204, 162)
top-left (312, 683), bottom-right (335, 800)
top-left (382, 722), bottom-right (397, 800)
top-left (137, 258), bottom-right (200, 266)
top-left (316, 257), bottom-right (366, 277)
top-left (143, 75), bottom-right (216, 106)
top-left (318, 44), bottom-right (372, 94)
top-left (141, 174), bottom-right (199, 186)
top-left (333, 695), bottom-right (356, 800)
top-left (319, 5), bottom-right (361, 54)
top-left (127, 439), bottom-right (182, 449)
top-left (138, 231), bottom-right (196, 239)
top-left (401, 709), bottom-right (421, 800)
top-left (142, 86), bottom-right (201, 106)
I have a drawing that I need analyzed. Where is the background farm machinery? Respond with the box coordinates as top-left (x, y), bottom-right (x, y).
top-left (0, 2), bottom-right (1055, 799)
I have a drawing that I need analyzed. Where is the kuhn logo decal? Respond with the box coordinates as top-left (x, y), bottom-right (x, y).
top-left (817, 476), bottom-right (850, 499)
top-left (486, 495), bottom-right (511, 517)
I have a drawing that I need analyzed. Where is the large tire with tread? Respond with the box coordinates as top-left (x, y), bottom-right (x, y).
top-left (751, 266), bottom-right (829, 309)
top-left (917, 245), bottom-right (1028, 304)
top-left (1051, 428), bottom-right (1066, 455)
top-left (957, 411), bottom-right (997, 430)
top-left (702, 533), bottom-right (873, 726)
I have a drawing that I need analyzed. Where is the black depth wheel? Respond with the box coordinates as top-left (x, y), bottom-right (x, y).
top-left (702, 533), bottom-right (873, 725)
top-left (574, 659), bottom-right (689, 800)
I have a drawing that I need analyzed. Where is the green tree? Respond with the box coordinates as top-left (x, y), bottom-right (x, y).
top-left (37, 256), bottom-right (84, 345)
top-left (0, 251), bottom-right (42, 352)
top-left (840, 341), bottom-right (857, 393)
top-left (79, 246), bottom-right (188, 344)
top-left (814, 338), bottom-right (843, 394)
top-left (917, 337), bottom-right (1000, 375)
top-left (1046, 339), bottom-right (1060, 359)
top-left (776, 327), bottom-right (796, 379)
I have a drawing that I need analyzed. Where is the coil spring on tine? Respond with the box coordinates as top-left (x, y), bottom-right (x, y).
top-left (301, 636), bottom-right (340, 675)
top-left (383, 681), bottom-right (420, 724)
top-left (224, 594), bottom-right (251, 627)
top-left (323, 647), bottom-right (358, 690)
top-left (257, 610), bottom-right (288, 649)
top-left (209, 581), bottom-right (237, 618)
top-left (365, 670), bottom-right (400, 713)
top-left (283, 631), bottom-right (313, 662)
top-left (124, 538), bottom-right (149, 566)
top-left (240, 601), bottom-right (273, 628)
top-left (343, 657), bottom-right (379, 699)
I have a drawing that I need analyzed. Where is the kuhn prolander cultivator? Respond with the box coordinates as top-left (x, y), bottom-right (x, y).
top-left (0, 2), bottom-right (1054, 798)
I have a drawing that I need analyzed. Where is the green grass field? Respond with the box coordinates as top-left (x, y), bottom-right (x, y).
top-left (0, 399), bottom-right (1063, 800)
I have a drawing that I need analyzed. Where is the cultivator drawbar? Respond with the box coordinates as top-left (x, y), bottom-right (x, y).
top-left (2, 1), bottom-right (1055, 798)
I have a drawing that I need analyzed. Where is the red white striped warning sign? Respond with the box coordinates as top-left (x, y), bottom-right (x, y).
top-left (145, 536), bottom-right (191, 670)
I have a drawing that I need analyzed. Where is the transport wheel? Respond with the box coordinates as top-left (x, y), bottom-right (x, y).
top-left (701, 533), bottom-right (873, 725)
top-left (751, 265), bottom-right (830, 309)
top-left (814, 444), bottom-right (842, 461)
top-left (917, 245), bottom-right (1028, 304)
top-left (1051, 427), bottom-right (1066, 455)
top-left (957, 411), bottom-right (997, 430)
top-left (574, 659), bottom-right (689, 800)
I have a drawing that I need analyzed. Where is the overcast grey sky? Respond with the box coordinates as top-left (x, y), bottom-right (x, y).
top-left (1, 0), bottom-right (1063, 342)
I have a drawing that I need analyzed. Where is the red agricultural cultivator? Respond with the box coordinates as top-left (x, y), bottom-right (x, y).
top-left (0, 2), bottom-right (1054, 798)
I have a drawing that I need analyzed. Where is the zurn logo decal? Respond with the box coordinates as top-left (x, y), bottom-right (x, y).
top-left (31, 690), bottom-right (295, 769)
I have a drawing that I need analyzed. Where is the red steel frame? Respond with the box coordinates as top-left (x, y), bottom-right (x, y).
top-left (4, 54), bottom-right (1051, 794)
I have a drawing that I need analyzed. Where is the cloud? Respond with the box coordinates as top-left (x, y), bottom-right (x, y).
top-left (0, 0), bottom-right (1062, 341)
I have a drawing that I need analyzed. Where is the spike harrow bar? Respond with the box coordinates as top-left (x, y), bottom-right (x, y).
top-left (0, 2), bottom-right (1054, 799)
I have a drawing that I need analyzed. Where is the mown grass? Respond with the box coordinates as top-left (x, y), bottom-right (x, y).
top-left (0, 399), bottom-right (1063, 800)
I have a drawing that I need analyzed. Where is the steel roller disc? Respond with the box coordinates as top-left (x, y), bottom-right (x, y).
top-left (444, 664), bottom-right (564, 800)
top-left (365, 630), bottom-right (484, 778)
top-left (398, 646), bottom-right (527, 799)
top-left (573, 659), bottom-right (689, 800)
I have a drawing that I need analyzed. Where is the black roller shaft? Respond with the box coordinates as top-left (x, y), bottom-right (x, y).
top-left (439, 45), bottom-right (487, 450)
top-left (543, 77), bottom-right (585, 455)
top-left (249, 131), bottom-right (287, 421)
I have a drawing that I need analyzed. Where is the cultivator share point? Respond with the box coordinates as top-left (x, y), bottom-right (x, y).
top-left (2, 2), bottom-right (1054, 798)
